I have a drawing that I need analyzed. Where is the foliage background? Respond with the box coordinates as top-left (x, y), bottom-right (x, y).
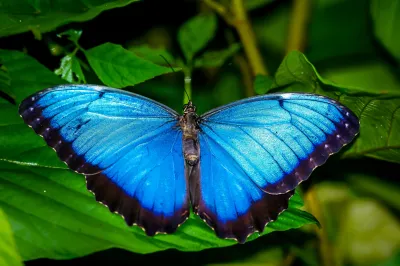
top-left (0, 0), bottom-right (399, 265)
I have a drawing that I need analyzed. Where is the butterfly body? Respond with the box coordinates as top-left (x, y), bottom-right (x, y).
top-left (180, 101), bottom-right (200, 166)
top-left (19, 85), bottom-right (359, 243)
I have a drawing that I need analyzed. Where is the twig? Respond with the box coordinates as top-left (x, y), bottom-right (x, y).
top-left (231, 0), bottom-right (268, 76)
top-left (304, 186), bottom-right (334, 266)
top-left (286, 0), bottom-right (313, 53)
top-left (204, 0), bottom-right (269, 77)
top-left (203, 0), bottom-right (234, 25)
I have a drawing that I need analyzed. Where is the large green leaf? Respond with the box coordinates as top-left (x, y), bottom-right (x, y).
top-left (85, 43), bottom-right (175, 88)
top-left (321, 61), bottom-right (400, 94)
top-left (0, 49), bottom-right (65, 103)
top-left (0, 0), bottom-right (139, 38)
top-left (177, 13), bottom-right (217, 62)
top-left (371, 0), bottom-right (400, 61)
top-left (0, 50), bottom-right (318, 261)
top-left (0, 209), bottom-right (23, 266)
top-left (267, 51), bottom-right (400, 164)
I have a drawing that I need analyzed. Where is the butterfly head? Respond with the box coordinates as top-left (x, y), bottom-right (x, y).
top-left (183, 101), bottom-right (196, 114)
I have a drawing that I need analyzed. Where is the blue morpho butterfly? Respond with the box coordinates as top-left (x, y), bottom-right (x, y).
top-left (18, 84), bottom-right (359, 243)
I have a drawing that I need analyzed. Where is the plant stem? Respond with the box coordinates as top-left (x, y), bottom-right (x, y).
top-left (286, 0), bottom-right (313, 53)
top-left (304, 186), bottom-right (334, 266)
top-left (203, 0), bottom-right (233, 24)
top-left (231, 0), bottom-right (268, 76)
top-left (183, 66), bottom-right (192, 104)
top-left (204, 0), bottom-right (268, 77)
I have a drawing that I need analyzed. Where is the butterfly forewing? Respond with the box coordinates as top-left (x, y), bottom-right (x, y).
top-left (19, 85), bottom-right (190, 235)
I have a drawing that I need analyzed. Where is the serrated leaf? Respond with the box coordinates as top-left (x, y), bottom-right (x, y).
top-left (0, 209), bottom-right (23, 266)
top-left (85, 43), bottom-right (175, 88)
top-left (254, 74), bottom-right (273, 95)
top-left (371, 0), bottom-right (400, 61)
top-left (193, 43), bottom-right (241, 68)
top-left (55, 54), bottom-right (86, 83)
top-left (0, 0), bottom-right (139, 38)
top-left (270, 51), bottom-right (400, 164)
top-left (178, 13), bottom-right (217, 62)
top-left (129, 45), bottom-right (176, 66)
top-left (0, 49), bottom-right (64, 103)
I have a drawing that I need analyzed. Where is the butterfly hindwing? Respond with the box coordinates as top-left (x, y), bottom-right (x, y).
top-left (190, 134), bottom-right (294, 243)
top-left (191, 93), bottom-right (359, 242)
top-left (19, 85), bottom-right (190, 235)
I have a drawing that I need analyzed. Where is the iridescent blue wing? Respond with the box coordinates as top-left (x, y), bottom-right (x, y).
top-left (19, 85), bottom-right (189, 235)
top-left (191, 93), bottom-right (359, 242)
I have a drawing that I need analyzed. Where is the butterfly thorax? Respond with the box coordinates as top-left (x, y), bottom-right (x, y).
top-left (180, 101), bottom-right (200, 166)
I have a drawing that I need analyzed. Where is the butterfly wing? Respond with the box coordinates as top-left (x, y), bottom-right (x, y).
top-left (19, 84), bottom-right (189, 235)
top-left (191, 93), bottom-right (359, 242)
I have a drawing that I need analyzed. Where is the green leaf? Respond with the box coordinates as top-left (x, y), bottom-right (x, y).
top-left (245, 0), bottom-right (274, 10)
top-left (0, 64), bottom-right (12, 97)
top-left (254, 74), bottom-right (273, 95)
top-left (321, 61), bottom-right (400, 94)
top-left (129, 45), bottom-right (176, 66)
top-left (0, 0), bottom-right (139, 38)
top-left (0, 209), bottom-right (23, 266)
top-left (55, 54), bottom-right (86, 83)
top-left (193, 43), bottom-right (241, 68)
top-left (178, 13), bottom-right (217, 62)
top-left (371, 0), bottom-right (400, 61)
top-left (85, 43), bottom-right (175, 88)
top-left (270, 51), bottom-right (400, 164)
top-left (57, 29), bottom-right (83, 46)
top-left (0, 49), bottom-right (64, 102)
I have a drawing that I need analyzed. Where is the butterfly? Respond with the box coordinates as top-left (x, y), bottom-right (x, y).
top-left (18, 84), bottom-right (359, 243)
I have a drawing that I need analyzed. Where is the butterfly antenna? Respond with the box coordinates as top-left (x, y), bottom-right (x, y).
top-left (159, 54), bottom-right (191, 102)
